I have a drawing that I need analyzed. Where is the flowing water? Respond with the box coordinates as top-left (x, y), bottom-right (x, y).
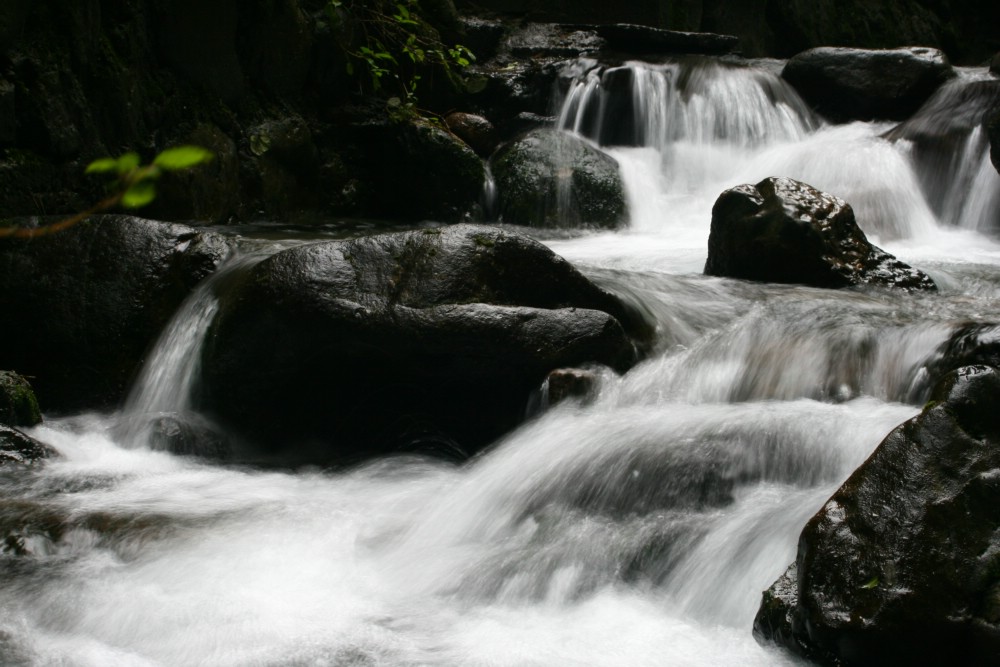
top-left (2, 59), bottom-right (1000, 666)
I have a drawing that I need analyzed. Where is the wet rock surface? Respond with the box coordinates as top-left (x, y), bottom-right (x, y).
top-left (491, 129), bottom-right (627, 228)
top-left (755, 365), bottom-right (1000, 666)
top-left (782, 46), bottom-right (956, 121)
top-left (704, 177), bottom-right (936, 290)
top-left (0, 425), bottom-right (54, 466)
top-left (590, 24), bottom-right (738, 55)
top-left (0, 216), bottom-right (231, 410)
top-left (201, 224), bottom-right (651, 464)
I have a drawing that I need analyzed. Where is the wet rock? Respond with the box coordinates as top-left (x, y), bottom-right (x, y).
top-left (0, 216), bottom-right (231, 410)
top-left (782, 46), bottom-right (956, 122)
top-left (491, 128), bottom-right (627, 228)
top-left (545, 368), bottom-right (598, 406)
top-left (201, 224), bottom-right (651, 463)
top-left (704, 177), bottom-right (936, 291)
top-left (591, 24), bottom-right (738, 55)
top-left (989, 105), bottom-right (1000, 176)
top-left (504, 23), bottom-right (605, 58)
top-left (0, 425), bottom-right (54, 466)
top-left (116, 412), bottom-right (232, 459)
top-left (922, 322), bottom-right (1000, 393)
top-left (0, 371), bottom-right (40, 427)
top-left (445, 111), bottom-right (499, 157)
top-left (755, 365), bottom-right (1000, 666)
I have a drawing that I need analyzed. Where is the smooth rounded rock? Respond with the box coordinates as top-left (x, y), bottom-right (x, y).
top-left (782, 46), bottom-right (956, 121)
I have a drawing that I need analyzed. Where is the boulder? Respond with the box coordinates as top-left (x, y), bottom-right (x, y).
top-left (704, 177), bottom-right (936, 290)
top-left (0, 424), bottom-right (55, 466)
top-left (755, 365), bottom-right (1000, 666)
top-left (0, 216), bottom-right (231, 410)
top-left (200, 224), bottom-right (651, 463)
top-left (0, 371), bottom-right (40, 427)
top-left (920, 322), bottom-right (1000, 398)
top-left (782, 46), bottom-right (956, 122)
top-left (491, 129), bottom-right (627, 228)
top-left (445, 111), bottom-right (500, 157)
top-left (337, 115), bottom-right (486, 222)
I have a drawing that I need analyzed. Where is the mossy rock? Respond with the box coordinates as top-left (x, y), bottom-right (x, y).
top-left (0, 371), bottom-right (40, 427)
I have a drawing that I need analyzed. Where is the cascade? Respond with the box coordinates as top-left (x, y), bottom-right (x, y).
top-left (2, 55), bottom-right (1000, 666)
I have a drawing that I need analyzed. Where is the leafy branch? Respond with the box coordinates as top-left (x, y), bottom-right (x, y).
top-left (327, 0), bottom-right (474, 118)
top-left (0, 146), bottom-right (213, 239)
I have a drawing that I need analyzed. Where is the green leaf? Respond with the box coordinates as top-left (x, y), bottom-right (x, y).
top-left (396, 3), bottom-right (409, 19)
top-left (153, 145), bottom-right (214, 171)
top-left (345, 61), bottom-right (354, 76)
top-left (85, 157), bottom-right (119, 174)
top-left (861, 576), bottom-right (879, 590)
top-left (121, 180), bottom-right (157, 208)
top-left (116, 152), bottom-right (141, 174)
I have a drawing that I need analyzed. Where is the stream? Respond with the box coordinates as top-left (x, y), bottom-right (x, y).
top-left (2, 58), bottom-right (1000, 666)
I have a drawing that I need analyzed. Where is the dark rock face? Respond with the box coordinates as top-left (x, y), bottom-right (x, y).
top-left (0, 371), bottom-right (40, 427)
top-left (992, 53), bottom-right (1000, 76)
top-left (200, 224), bottom-right (650, 463)
top-left (0, 216), bottom-right (231, 411)
top-left (755, 365), bottom-right (1000, 666)
top-left (782, 46), bottom-right (956, 122)
top-left (704, 177), bottom-right (936, 291)
top-left (0, 424), bottom-right (54, 466)
top-left (491, 129), bottom-right (627, 228)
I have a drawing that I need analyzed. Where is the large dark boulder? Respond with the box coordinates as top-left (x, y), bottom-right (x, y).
top-left (491, 129), bottom-right (627, 228)
top-left (755, 365), bottom-right (1000, 666)
top-left (0, 371), bottom-right (40, 427)
top-left (782, 46), bottom-right (956, 122)
top-left (704, 177), bottom-right (936, 290)
top-left (0, 216), bottom-right (231, 411)
top-left (200, 224), bottom-right (651, 464)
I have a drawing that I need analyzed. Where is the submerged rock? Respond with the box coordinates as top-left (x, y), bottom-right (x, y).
top-left (201, 224), bottom-right (651, 464)
top-left (704, 177), bottom-right (936, 291)
top-left (755, 365), bottom-right (1000, 666)
top-left (0, 216), bottom-right (231, 410)
top-left (0, 371), bottom-right (40, 427)
top-left (491, 129), bottom-right (627, 228)
top-left (782, 46), bottom-right (956, 121)
top-left (0, 424), bottom-right (55, 466)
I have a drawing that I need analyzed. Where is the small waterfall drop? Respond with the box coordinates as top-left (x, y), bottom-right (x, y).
top-left (118, 253), bottom-right (258, 453)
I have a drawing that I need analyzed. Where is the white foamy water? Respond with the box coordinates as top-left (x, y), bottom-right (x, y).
top-left (2, 58), bottom-right (1000, 666)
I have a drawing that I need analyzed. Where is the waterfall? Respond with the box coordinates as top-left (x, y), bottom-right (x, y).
top-left (116, 254), bottom-right (259, 454)
top-left (3, 55), bottom-right (1000, 667)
